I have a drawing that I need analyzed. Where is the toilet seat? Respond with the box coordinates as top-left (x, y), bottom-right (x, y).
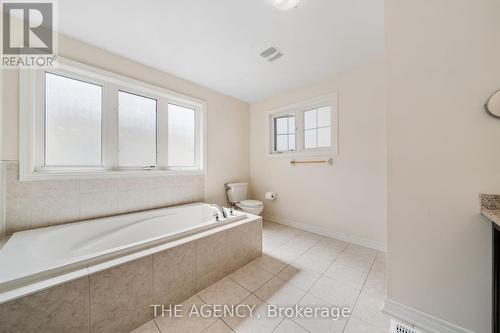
top-left (239, 199), bottom-right (263, 208)
top-left (235, 199), bottom-right (263, 215)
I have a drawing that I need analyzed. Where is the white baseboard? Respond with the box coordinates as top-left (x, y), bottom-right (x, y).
top-left (383, 298), bottom-right (477, 333)
top-left (261, 213), bottom-right (386, 252)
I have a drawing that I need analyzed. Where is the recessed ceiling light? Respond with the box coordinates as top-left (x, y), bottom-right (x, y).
top-left (269, 0), bottom-right (301, 11)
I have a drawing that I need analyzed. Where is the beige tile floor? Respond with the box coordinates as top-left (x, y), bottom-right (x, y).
top-left (132, 221), bottom-right (390, 333)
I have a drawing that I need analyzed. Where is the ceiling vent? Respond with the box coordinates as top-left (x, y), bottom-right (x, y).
top-left (260, 47), bottom-right (283, 62)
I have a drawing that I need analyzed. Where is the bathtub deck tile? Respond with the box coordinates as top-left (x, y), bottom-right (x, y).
top-left (0, 277), bottom-right (90, 333)
top-left (29, 191), bottom-right (80, 229)
top-left (196, 231), bottom-right (230, 291)
top-left (226, 220), bottom-right (262, 273)
top-left (118, 189), bottom-right (150, 214)
top-left (79, 191), bottom-right (119, 220)
top-left (153, 242), bottom-right (196, 300)
top-left (90, 256), bottom-right (154, 332)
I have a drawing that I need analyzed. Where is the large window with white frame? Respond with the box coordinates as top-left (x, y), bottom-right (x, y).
top-left (268, 93), bottom-right (338, 156)
top-left (20, 58), bottom-right (206, 181)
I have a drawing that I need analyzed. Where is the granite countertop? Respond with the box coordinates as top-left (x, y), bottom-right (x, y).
top-left (481, 194), bottom-right (500, 226)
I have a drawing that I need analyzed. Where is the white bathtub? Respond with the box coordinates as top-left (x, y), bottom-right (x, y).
top-left (0, 203), bottom-right (248, 302)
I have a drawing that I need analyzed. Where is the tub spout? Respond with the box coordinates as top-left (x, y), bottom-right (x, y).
top-left (210, 204), bottom-right (227, 220)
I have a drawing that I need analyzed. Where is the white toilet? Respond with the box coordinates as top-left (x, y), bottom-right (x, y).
top-left (226, 182), bottom-right (264, 215)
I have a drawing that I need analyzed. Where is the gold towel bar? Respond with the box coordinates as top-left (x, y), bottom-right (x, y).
top-left (290, 158), bottom-right (332, 165)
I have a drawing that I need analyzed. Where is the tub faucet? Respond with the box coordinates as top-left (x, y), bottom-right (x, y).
top-left (210, 204), bottom-right (227, 220)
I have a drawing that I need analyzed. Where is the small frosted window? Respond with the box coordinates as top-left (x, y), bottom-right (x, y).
top-left (304, 109), bottom-right (317, 130)
top-left (118, 91), bottom-right (157, 167)
top-left (288, 117), bottom-right (295, 134)
top-left (288, 134), bottom-right (296, 151)
top-left (304, 106), bottom-right (332, 149)
top-left (304, 129), bottom-right (316, 149)
top-left (317, 106), bottom-right (331, 127)
top-left (273, 114), bottom-right (295, 152)
top-left (317, 127), bottom-right (331, 147)
top-left (275, 117), bottom-right (288, 134)
top-left (45, 72), bottom-right (102, 166)
top-left (168, 104), bottom-right (196, 167)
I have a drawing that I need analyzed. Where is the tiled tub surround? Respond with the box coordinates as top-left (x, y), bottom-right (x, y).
top-left (2, 162), bottom-right (203, 236)
top-left (0, 217), bottom-right (262, 333)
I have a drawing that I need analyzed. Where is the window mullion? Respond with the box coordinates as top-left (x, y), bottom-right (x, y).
top-left (296, 111), bottom-right (304, 152)
top-left (286, 115), bottom-right (290, 151)
top-left (102, 83), bottom-right (119, 170)
top-left (316, 108), bottom-right (319, 149)
top-left (157, 99), bottom-right (169, 168)
top-left (193, 105), bottom-right (197, 167)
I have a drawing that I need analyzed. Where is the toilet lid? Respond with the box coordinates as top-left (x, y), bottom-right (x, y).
top-left (239, 200), bottom-right (262, 207)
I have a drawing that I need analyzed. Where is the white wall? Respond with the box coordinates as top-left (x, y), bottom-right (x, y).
top-left (1, 34), bottom-right (250, 207)
top-left (249, 61), bottom-right (387, 248)
top-left (386, 0), bottom-right (500, 332)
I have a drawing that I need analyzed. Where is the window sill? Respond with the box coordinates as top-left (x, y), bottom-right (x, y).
top-left (19, 168), bottom-right (205, 182)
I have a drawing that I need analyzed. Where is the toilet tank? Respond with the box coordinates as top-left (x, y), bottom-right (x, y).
top-left (226, 182), bottom-right (248, 204)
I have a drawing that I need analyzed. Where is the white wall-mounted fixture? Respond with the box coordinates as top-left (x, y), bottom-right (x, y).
top-left (269, 0), bottom-right (301, 11)
top-left (265, 192), bottom-right (276, 200)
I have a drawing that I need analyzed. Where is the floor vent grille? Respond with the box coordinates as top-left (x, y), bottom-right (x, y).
top-left (390, 319), bottom-right (421, 333)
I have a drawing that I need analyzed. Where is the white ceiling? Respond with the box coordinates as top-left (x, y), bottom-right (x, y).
top-left (57, 0), bottom-right (384, 102)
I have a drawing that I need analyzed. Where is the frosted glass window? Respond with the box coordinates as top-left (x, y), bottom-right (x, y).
top-left (304, 109), bottom-right (316, 130)
top-left (304, 106), bottom-right (332, 149)
top-left (118, 91), bottom-right (157, 167)
top-left (44, 72), bottom-right (102, 166)
top-left (168, 104), bottom-right (196, 167)
top-left (275, 117), bottom-right (288, 134)
top-left (288, 117), bottom-right (295, 133)
top-left (317, 106), bottom-right (331, 127)
top-left (288, 134), bottom-right (296, 151)
top-left (317, 127), bottom-right (331, 147)
top-left (273, 115), bottom-right (295, 152)
top-left (276, 135), bottom-right (288, 152)
top-left (304, 129), bottom-right (316, 148)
